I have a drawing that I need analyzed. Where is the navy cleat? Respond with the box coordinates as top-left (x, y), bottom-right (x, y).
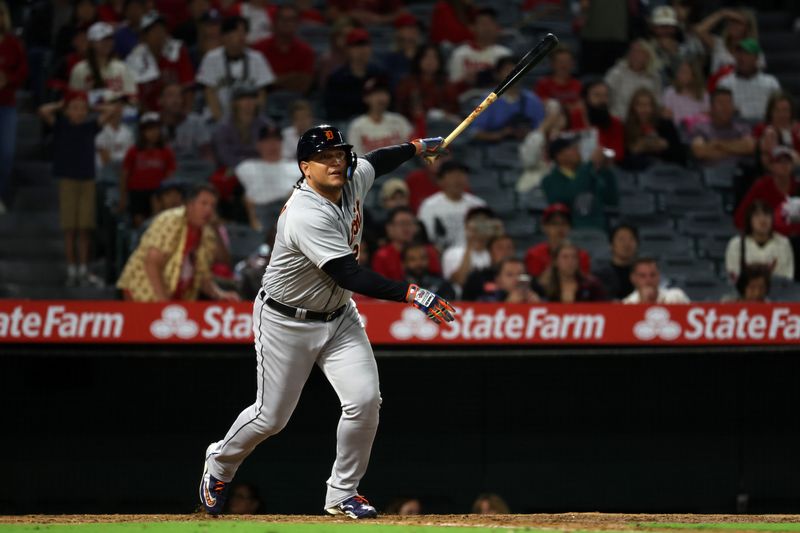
top-left (326, 495), bottom-right (378, 519)
top-left (199, 446), bottom-right (230, 515)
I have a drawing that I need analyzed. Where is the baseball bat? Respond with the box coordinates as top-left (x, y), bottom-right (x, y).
top-left (427, 32), bottom-right (559, 161)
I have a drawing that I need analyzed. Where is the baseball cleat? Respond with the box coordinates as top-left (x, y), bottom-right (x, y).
top-left (199, 445), bottom-right (230, 515)
top-left (326, 494), bottom-right (378, 519)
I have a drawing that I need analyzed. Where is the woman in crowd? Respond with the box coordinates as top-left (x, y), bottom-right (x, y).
top-left (394, 44), bottom-right (460, 127)
top-left (622, 87), bottom-right (685, 171)
top-left (661, 59), bottom-right (709, 129)
top-left (754, 92), bottom-right (800, 169)
top-left (725, 200), bottom-right (794, 282)
top-left (604, 39), bottom-right (661, 120)
top-left (694, 7), bottom-right (762, 76)
top-left (517, 101), bottom-right (570, 193)
top-left (538, 242), bottom-right (607, 303)
top-left (69, 21), bottom-right (137, 103)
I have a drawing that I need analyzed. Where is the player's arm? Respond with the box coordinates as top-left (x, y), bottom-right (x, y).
top-left (362, 138), bottom-right (446, 177)
top-left (321, 254), bottom-right (455, 324)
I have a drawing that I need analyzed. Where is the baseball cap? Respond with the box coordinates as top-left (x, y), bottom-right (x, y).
top-left (465, 205), bottom-right (496, 222)
top-left (139, 111), bottom-right (161, 125)
top-left (436, 160), bottom-right (469, 178)
top-left (394, 13), bottom-right (418, 29)
top-left (221, 15), bottom-right (248, 35)
top-left (650, 5), bottom-right (678, 26)
top-left (542, 203), bottom-right (572, 224)
top-left (257, 124), bottom-right (282, 141)
top-left (547, 133), bottom-right (580, 160)
top-left (140, 10), bottom-right (166, 32)
top-left (771, 145), bottom-right (794, 161)
top-left (380, 178), bottom-right (409, 200)
top-left (363, 76), bottom-right (390, 96)
top-left (346, 28), bottom-right (371, 46)
top-left (87, 21), bottom-right (114, 42)
top-left (737, 38), bottom-right (762, 55)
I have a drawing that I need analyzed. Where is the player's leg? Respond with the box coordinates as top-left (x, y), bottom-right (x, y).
top-left (316, 304), bottom-right (381, 510)
top-left (206, 297), bottom-right (323, 482)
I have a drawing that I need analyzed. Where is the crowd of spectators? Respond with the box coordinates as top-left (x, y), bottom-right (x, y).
top-left (2, 0), bottom-right (800, 304)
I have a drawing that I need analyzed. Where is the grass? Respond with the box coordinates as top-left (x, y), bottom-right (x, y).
top-left (0, 523), bottom-right (542, 533)
top-left (639, 524), bottom-right (800, 532)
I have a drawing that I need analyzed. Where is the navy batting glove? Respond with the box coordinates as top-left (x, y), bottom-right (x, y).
top-left (412, 137), bottom-right (447, 158)
top-left (405, 284), bottom-right (456, 325)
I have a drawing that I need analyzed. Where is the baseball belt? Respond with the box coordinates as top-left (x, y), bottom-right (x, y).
top-left (260, 290), bottom-right (347, 322)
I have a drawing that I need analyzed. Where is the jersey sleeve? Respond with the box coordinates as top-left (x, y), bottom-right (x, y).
top-left (352, 157), bottom-right (377, 197)
top-left (285, 204), bottom-right (354, 268)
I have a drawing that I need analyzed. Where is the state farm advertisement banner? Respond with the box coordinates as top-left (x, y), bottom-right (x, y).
top-left (2, 300), bottom-right (800, 346)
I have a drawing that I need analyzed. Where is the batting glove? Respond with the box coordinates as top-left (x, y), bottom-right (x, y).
top-left (412, 136), bottom-right (447, 158)
top-left (405, 284), bottom-right (456, 325)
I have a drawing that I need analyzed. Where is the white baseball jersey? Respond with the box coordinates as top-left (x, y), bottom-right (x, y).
top-left (196, 47), bottom-right (276, 118)
top-left (262, 158), bottom-right (376, 311)
top-left (347, 113), bottom-right (413, 157)
top-left (447, 43), bottom-right (511, 83)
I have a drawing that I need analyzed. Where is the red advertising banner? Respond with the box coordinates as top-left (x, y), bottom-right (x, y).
top-left (1, 300), bottom-right (800, 346)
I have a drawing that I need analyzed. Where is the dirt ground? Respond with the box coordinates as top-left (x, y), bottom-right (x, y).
top-left (1, 513), bottom-right (800, 529)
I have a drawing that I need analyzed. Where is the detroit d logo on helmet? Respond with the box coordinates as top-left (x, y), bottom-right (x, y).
top-left (324, 130), bottom-right (334, 140)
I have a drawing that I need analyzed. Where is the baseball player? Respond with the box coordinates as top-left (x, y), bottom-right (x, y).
top-left (199, 125), bottom-right (455, 518)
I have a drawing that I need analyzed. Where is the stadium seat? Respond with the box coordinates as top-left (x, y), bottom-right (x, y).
top-left (660, 257), bottom-right (717, 280)
top-left (518, 186), bottom-right (549, 214)
top-left (10, 186), bottom-right (59, 212)
top-left (681, 277), bottom-right (731, 302)
top-left (0, 259), bottom-right (67, 285)
top-left (697, 234), bottom-right (731, 262)
top-left (701, 163), bottom-right (738, 190)
top-left (769, 277), bottom-right (800, 302)
top-left (502, 213), bottom-right (537, 239)
top-left (481, 188), bottom-right (516, 214)
top-left (0, 212), bottom-right (61, 238)
top-left (638, 164), bottom-right (703, 193)
top-left (677, 212), bottom-right (737, 238)
top-left (662, 189), bottom-right (724, 214)
top-left (175, 159), bottom-right (215, 183)
top-left (617, 190), bottom-right (657, 216)
top-left (487, 142), bottom-right (523, 170)
top-left (0, 236), bottom-right (63, 260)
top-left (614, 213), bottom-right (674, 231)
top-left (611, 167), bottom-right (637, 192)
top-left (226, 223), bottom-right (266, 263)
top-left (638, 232), bottom-right (695, 259)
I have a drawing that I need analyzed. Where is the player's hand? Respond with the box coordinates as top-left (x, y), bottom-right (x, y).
top-left (413, 137), bottom-right (447, 161)
top-left (405, 284), bottom-right (455, 325)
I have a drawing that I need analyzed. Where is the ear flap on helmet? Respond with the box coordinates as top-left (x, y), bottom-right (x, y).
top-left (346, 150), bottom-right (358, 180)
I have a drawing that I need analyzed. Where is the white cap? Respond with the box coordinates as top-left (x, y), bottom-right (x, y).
top-left (651, 6), bottom-right (678, 27)
top-left (88, 22), bottom-right (114, 42)
top-left (140, 10), bottom-right (166, 31)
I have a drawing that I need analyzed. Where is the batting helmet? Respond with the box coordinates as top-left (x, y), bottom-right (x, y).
top-left (296, 124), bottom-right (357, 180)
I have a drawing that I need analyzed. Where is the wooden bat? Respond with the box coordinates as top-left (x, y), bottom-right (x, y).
top-left (427, 32), bottom-right (560, 162)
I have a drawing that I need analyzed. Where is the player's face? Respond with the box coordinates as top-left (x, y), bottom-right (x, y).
top-left (302, 149), bottom-right (348, 192)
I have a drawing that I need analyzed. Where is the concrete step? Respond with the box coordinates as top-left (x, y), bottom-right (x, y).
top-left (0, 236), bottom-right (64, 259)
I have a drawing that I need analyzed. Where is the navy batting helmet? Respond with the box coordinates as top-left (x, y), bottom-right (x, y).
top-left (296, 124), bottom-right (357, 179)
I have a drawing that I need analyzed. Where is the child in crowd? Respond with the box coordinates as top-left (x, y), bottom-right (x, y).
top-left (120, 112), bottom-right (176, 227)
top-left (38, 92), bottom-right (116, 286)
top-left (95, 100), bottom-right (134, 180)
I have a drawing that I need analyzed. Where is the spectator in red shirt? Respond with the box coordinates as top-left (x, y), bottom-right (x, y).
top-left (404, 154), bottom-right (447, 213)
top-left (395, 44), bottom-right (461, 128)
top-left (327, 0), bottom-right (405, 26)
top-left (120, 112), bottom-right (177, 227)
top-left (252, 5), bottom-right (314, 94)
top-left (430, 0), bottom-right (474, 45)
top-left (372, 207), bottom-right (442, 280)
top-left (569, 79), bottom-right (625, 163)
top-left (525, 203), bottom-right (591, 277)
top-left (0, 1), bottom-right (28, 208)
top-left (126, 11), bottom-right (196, 110)
top-left (736, 145), bottom-right (800, 239)
top-left (534, 46), bottom-right (582, 111)
top-left (98, 0), bottom-right (125, 24)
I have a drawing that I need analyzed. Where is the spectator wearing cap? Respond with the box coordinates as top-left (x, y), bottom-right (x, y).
top-left (394, 44), bottom-right (461, 128)
top-left (442, 207), bottom-right (503, 289)
top-left (38, 93), bottom-right (117, 287)
top-left (191, 8), bottom-right (223, 67)
top-left (472, 56), bottom-right (545, 143)
top-left (402, 243), bottom-right (456, 301)
top-left (716, 38), bottom-right (780, 123)
top-left (689, 87), bottom-right (755, 169)
top-left (0, 1), bottom-right (27, 209)
top-left (196, 15), bottom-right (275, 122)
top-left (372, 206), bottom-right (442, 281)
top-left (462, 234), bottom-right (516, 300)
top-left (113, 0), bottom-right (146, 59)
top-left (328, 0), bottom-right (405, 27)
top-left (478, 257), bottom-right (542, 303)
top-left (234, 124), bottom-right (297, 233)
top-left (541, 133), bottom-right (618, 230)
top-left (323, 27), bottom-right (387, 121)
top-left (539, 242), bottom-right (606, 302)
top-left (524, 203), bottom-right (591, 278)
top-left (280, 99), bottom-right (315, 162)
top-left (174, 0), bottom-right (212, 50)
top-left (417, 160), bottom-right (487, 249)
top-left (430, 0), bottom-right (475, 46)
top-left (647, 5), bottom-right (699, 87)
top-left (117, 183), bottom-right (240, 302)
top-left (592, 223), bottom-right (639, 300)
top-left (98, 0), bottom-right (125, 25)
top-left (447, 7), bottom-right (511, 87)
top-left (70, 21), bottom-right (137, 103)
top-left (604, 39), bottom-right (661, 121)
top-left (735, 145), bottom-right (800, 239)
top-left (569, 79), bottom-right (625, 163)
top-left (120, 112), bottom-right (177, 227)
top-left (126, 10), bottom-right (195, 111)
top-left (159, 82), bottom-right (213, 161)
top-left (622, 87), bottom-right (685, 171)
top-left (534, 46), bottom-right (582, 111)
top-left (251, 5), bottom-right (314, 94)
top-left (347, 77), bottom-right (414, 156)
top-left (380, 13), bottom-right (423, 87)
top-left (726, 200), bottom-right (794, 282)
top-left (622, 257), bottom-right (690, 304)
top-left (95, 100), bottom-right (134, 179)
